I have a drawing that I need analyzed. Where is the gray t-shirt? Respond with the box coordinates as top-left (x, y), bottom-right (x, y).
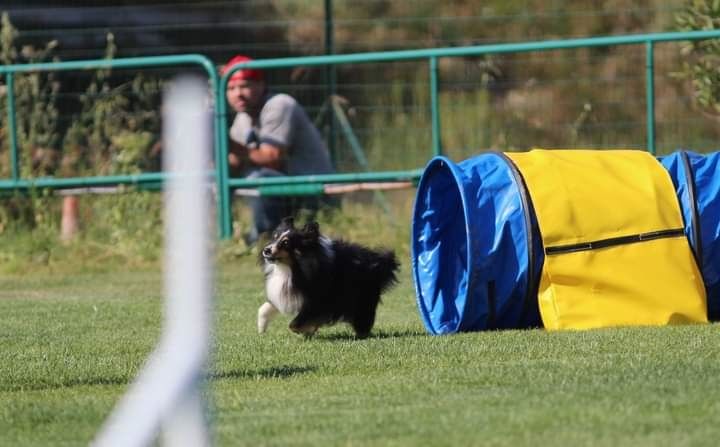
top-left (229, 93), bottom-right (334, 175)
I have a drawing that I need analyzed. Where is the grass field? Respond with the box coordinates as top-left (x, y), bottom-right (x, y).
top-left (2, 255), bottom-right (720, 446)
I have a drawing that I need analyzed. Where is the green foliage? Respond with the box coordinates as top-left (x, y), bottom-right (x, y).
top-left (2, 194), bottom-right (407, 276)
top-left (0, 11), bottom-right (17, 64)
top-left (85, 191), bottom-right (164, 262)
top-left (275, 0), bottom-right (678, 53)
top-left (0, 15), bottom-right (164, 179)
top-left (0, 12), bottom-right (61, 179)
top-left (675, 0), bottom-right (720, 115)
top-left (0, 14), bottom-right (163, 250)
top-left (0, 195), bottom-right (58, 271)
top-left (61, 34), bottom-right (163, 176)
top-left (0, 192), bottom-right (164, 275)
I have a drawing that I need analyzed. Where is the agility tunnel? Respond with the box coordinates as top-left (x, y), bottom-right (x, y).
top-left (412, 149), bottom-right (719, 335)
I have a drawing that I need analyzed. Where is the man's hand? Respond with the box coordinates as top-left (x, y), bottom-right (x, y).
top-left (228, 140), bottom-right (250, 171)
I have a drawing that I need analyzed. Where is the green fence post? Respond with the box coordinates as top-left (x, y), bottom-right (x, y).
top-left (6, 73), bottom-right (20, 181)
top-left (216, 74), bottom-right (233, 240)
top-left (646, 41), bottom-right (656, 155)
top-left (209, 69), bottom-right (233, 240)
top-left (324, 0), bottom-right (338, 163)
top-left (429, 56), bottom-right (442, 157)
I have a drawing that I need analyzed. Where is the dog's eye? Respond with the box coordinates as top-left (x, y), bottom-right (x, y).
top-left (279, 239), bottom-right (288, 249)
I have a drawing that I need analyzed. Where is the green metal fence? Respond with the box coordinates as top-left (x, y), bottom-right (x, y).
top-left (4, 29), bottom-right (720, 239)
top-left (0, 54), bottom-right (226, 232)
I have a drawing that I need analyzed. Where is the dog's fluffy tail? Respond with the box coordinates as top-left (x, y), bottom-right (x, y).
top-left (333, 241), bottom-right (400, 294)
top-left (373, 249), bottom-right (400, 293)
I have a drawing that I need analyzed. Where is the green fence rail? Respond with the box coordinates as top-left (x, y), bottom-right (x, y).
top-left (4, 30), bottom-right (720, 239)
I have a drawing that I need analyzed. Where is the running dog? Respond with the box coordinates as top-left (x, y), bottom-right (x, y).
top-left (258, 217), bottom-right (399, 338)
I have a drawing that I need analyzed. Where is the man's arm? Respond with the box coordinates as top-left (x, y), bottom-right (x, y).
top-left (248, 142), bottom-right (283, 171)
top-left (228, 139), bottom-right (283, 172)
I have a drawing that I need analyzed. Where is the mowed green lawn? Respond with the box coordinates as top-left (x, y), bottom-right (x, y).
top-left (1, 258), bottom-right (719, 447)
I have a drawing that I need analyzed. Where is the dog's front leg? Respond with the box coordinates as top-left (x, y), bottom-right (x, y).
top-left (258, 301), bottom-right (279, 334)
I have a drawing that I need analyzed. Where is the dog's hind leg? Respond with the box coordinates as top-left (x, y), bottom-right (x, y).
top-left (350, 296), bottom-right (380, 339)
top-left (350, 317), bottom-right (374, 339)
top-left (258, 301), bottom-right (279, 334)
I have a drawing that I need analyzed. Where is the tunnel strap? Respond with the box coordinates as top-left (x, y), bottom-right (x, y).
top-left (545, 228), bottom-right (685, 255)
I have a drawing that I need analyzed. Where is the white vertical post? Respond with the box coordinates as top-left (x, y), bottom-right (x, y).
top-left (93, 77), bottom-right (213, 447)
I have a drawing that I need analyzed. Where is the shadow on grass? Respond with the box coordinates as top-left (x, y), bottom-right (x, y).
top-left (209, 364), bottom-right (316, 382)
top-left (3, 375), bottom-right (129, 392)
top-left (4, 365), bottom-right (317, 392)
top-left (313, 328), bottom-right (427, 342)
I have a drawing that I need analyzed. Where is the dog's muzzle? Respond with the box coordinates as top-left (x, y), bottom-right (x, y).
top-left (262, 246), bottom-right (276, 261)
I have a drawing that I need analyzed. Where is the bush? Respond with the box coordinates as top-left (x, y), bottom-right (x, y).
top-left (675, 0), bottom-right (720, 117)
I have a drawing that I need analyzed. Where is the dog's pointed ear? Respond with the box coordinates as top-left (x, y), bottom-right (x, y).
top-left (302, 221), bottom-right (319, 238)
top-left (281, 216), bottom-right (295, 229)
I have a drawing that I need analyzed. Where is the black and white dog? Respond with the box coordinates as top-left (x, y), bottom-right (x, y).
top-left (258, 217), bottom-right (399, 338)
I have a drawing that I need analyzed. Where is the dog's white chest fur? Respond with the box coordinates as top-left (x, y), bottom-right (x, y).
top-left (264, 262), bottom-right (303, 315)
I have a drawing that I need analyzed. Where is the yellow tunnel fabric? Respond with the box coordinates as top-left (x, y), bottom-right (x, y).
top-left (506, 149), bottom-right (707, 330)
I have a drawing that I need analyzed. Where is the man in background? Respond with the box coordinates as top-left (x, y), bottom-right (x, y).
top-left (223, 54), bottom-right (336, 245)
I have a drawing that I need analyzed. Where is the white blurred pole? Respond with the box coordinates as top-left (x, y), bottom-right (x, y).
top-left (93, 77), bottom-right (213, 447)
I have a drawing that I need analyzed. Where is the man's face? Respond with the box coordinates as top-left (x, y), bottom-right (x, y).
top-left (226, 78), bottom-right (265, 114)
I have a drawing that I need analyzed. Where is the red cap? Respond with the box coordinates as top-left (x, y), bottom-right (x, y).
top-left (222, 55), bottom-right (264, 82)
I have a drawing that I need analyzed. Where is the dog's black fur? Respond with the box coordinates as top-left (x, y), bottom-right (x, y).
top-left (258, 217), bottom-right (399, 338)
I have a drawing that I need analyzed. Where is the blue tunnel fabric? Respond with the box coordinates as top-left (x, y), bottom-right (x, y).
top-left (413, 149), bottom-right (720, 335)
top-left (660, 151), bottom-right (720, 321)
top-left (411, 154), bottom-right (542, 335)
